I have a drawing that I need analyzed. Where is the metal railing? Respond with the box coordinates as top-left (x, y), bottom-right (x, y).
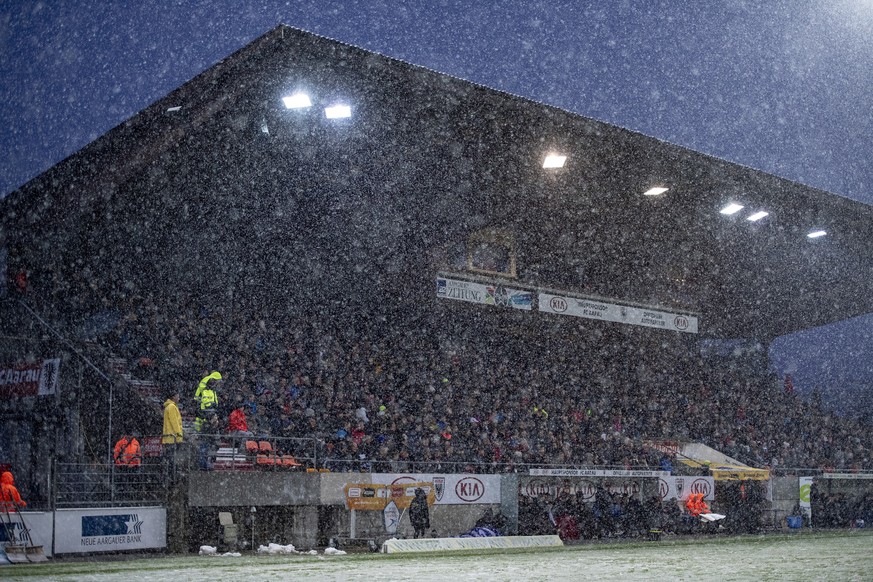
top-left (54, 461), bottom-right (166, 508)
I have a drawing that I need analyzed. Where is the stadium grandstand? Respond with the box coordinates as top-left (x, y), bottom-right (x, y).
top-left (1, 25), bottom-right (872, 550)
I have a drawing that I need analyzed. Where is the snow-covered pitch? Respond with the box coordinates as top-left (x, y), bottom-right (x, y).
top-left (3, 531), bottom-right (871, 581)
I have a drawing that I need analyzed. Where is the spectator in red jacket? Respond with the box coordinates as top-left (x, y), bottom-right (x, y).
top-left (227, 395), bottom-right (252, 436)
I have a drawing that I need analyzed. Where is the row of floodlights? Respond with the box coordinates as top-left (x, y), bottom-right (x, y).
top-left (545, 153), bottom-right (827, 240)
top-left (719, 203), bottom-right (826, 238)
top-left (282, 93), bottom-right (351, 119)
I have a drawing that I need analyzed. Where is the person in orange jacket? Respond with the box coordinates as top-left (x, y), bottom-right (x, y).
top-left (686, 493), bottom-right (710, 517)
top-left (1, 471), bottom-right (27, 511)
top-left (113, 434), bottom-right (143, 467)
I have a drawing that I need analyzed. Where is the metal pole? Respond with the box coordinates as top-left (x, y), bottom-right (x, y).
top-left (16, 300), bottom-right (116, 466)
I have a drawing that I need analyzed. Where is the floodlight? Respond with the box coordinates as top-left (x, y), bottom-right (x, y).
top-left (746, 211), bottom-right (769, 222)
top-left (282, 93), bottom-right (312, 109)
top-left (325, 104), bottom-right (352, 119)
top-left (643, 187), bottom-right (669, 196)
top-left (807, 230), bottom-right (827, 239)
top-left (543, 154), bottom-right (566, 169)
top-left (720, 203), bottom-right (744, 215)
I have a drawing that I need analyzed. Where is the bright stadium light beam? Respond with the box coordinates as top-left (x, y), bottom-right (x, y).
top-left (282, 93), bottom-right (312, 109)
top-left (643, 187), bottom-right (669, 196)
top-left (543, 154), bottom-right (566, 168)
top-left (324, 104), bottom-right (352, 119)
top-left (747, 211), bottom-right (769, 222)
top-left (720, 203), bottom-right (744, 215)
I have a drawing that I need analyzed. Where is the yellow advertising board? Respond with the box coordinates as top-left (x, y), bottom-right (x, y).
top-left (344, 481), bottom-right (435, 511)
top-left (680, 459), bottom-right (770, 481)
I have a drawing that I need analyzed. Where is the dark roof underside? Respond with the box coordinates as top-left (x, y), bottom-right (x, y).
top-left (3, 25), bottom-right (873, 340)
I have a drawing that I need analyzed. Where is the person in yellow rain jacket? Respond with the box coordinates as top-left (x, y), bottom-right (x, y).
top-left (194, 371), bottom-right (222, 432)
top-left (163, 390), bottom-right (183, 445)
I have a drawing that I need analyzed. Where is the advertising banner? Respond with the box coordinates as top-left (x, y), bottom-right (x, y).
top-left (436, 277), bottom-right (533, 310)
top-left (0, 511), bottom-right (53, 557)
top-left (538, 293), bottom-right (698, 334)
top-left (799, 476), bottom-right (813, 518)
top-left (657, 476), bottom-right (715, 501)
top-left (371, 474), bottom-right (501, 505)
top-left (529, 468), bottom-right (668, 478)
top-left (344, 482), bottom-right (435, 511)
top-left (0, 358), bottom-right (61, 399)
top-left (520, 474), bottom-right (712, 501)
top-left (521, 477), bottom-right (645, 501)
top-left (54, 507), bottom-right (166, 554)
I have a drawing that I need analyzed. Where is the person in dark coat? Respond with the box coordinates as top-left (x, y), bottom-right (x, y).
top-left (409, 488), bottom-right (430, 539)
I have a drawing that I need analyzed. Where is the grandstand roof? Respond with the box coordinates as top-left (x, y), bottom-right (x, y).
top-left (3, 24), bottom-right (872, 340)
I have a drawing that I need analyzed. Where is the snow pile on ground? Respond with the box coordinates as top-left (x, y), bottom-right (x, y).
top-left (324, 547), bottom-right (347, 555)
top-left (199, 545), bottom-right (242, 557)
top-left (308, 549), bottom-right (318, 555)
top-left (257, 543), bottom-right (299, 554)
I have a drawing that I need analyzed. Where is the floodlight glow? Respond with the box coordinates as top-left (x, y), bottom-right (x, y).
top-left (746, 211), bottom-right (769, 222)
top-left (720, 203), bottom-right (744, 215)
top-left (643, 187), bottom-right (669, 196)
top-left (282, 93), bottom-right (312, 109)
top-left (324, 104), bottom-right (351, 119)
top-left (166, 106), bottom-right (182, 112)
top-left (807, 230), bottom-right (827, 239)
top-left (543, 154), bottom-right (567, 168)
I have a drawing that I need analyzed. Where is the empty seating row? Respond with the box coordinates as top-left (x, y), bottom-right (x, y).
top-left (245, 440), bottom-right (302, 468)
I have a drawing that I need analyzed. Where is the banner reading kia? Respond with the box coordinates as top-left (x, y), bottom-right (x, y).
top-left (0, 358), bottom-right (61, 399)
top-left (371, 474), bottom-right (501, 505)
top-left (539, 293), bottom-right (698, 334)
top-left (54, 507), bottom-right (166, 554)
top-left (657, 476), bottom-right (715, 501)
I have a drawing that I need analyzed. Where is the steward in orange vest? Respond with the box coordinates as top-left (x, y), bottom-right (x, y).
top-left (113, 435), bottom-right (142, 467)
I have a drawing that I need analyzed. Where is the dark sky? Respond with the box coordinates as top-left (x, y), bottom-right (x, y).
top-left (1, 1), bottom-right (871, 406)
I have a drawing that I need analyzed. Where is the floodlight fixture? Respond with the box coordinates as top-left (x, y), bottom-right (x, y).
top-left (643, 187), bottom-right (669, 196)
top-left (543, 154), bottom-right (567, 169)
top-left (324, 104), bottom-right (352, 119)
top-left (746, 211), bottom-right (769, 222)
top-left (720, 203), bottom-right (744, 215)
top-left (807, 230), bottom-right (827, 239)
top-left (282, 93), bottom-right (312, 109)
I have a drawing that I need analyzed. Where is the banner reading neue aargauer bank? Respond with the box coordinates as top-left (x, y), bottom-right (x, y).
top-left (539, 293), bottom-right (698, 334)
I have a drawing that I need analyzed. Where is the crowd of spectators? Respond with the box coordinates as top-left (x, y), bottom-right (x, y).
top-left (11, 261), bottom-right (873, 476)
top-left (44, 286), bottom-right (869, 476)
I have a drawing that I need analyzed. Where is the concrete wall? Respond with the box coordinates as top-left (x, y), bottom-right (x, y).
top-left (187, 472), bottom-right (512, 547)
top-left (188, 471), bottom-right (320, 507)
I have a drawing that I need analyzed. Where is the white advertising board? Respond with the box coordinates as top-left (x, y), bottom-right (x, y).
top-left (371, 474), bottom-right (501, 505)
top-left (657, 476), bottom-right (715, 501)
top-left (0, 511), bottom-right (53, 557)
top-left (539, 293), bottom-right (698, 334)
top-left (54, 506), bottom-right (166, 554)
top-left (436, 277), bottom-right (533, 310)
top-left (529, 468), bottom-right (669, 478)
